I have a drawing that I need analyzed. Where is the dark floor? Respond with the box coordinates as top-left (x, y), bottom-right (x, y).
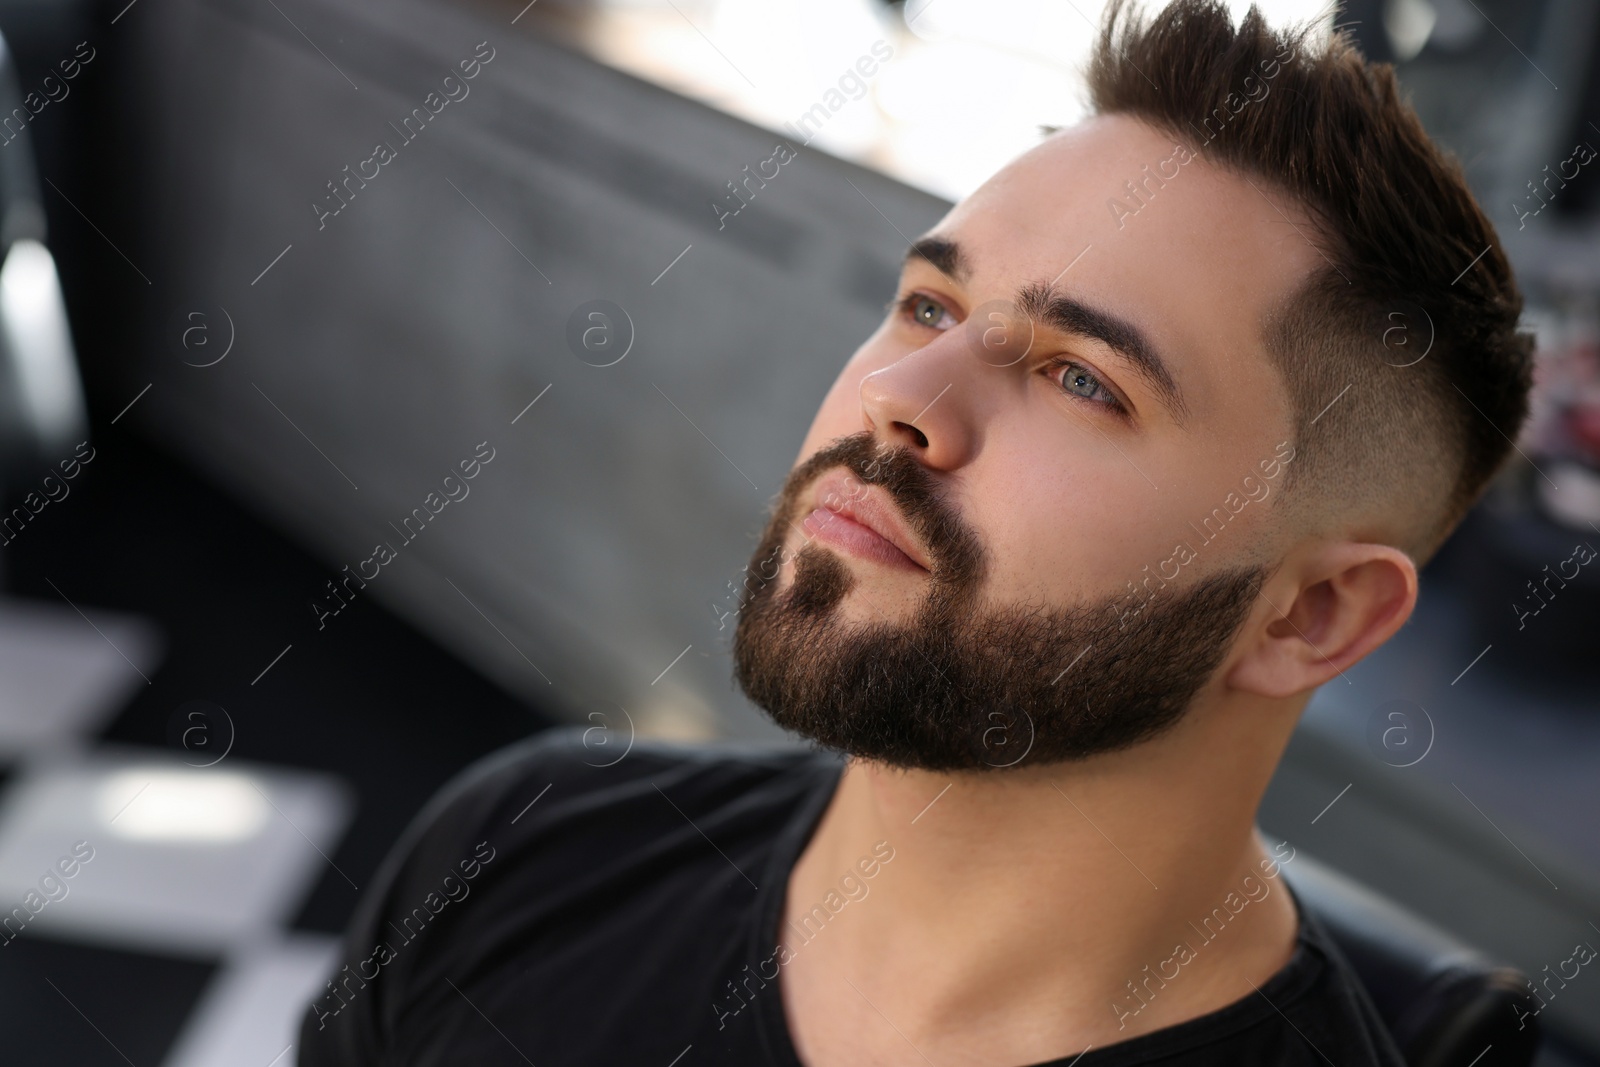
top-left (0, 934), bottom-right (218, 1067)
top-left (2, 426), bottom-right (559, 935)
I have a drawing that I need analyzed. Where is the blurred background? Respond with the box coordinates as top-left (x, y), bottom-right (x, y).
top-left (0, 0), bottom-right (1595, 1062)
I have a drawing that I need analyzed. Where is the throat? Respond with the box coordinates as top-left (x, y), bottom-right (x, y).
top-left (774, 759), bottom-right (1300, 1054)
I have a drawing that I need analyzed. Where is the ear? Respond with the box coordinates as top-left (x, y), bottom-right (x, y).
top-left (1227, 543), bottom-right (1418, 699)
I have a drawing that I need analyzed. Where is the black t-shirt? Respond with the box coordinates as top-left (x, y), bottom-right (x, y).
top-left (297, 727), bottom-right (1407, 1066)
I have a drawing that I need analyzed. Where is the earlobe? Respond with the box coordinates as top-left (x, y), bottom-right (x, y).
top-left (1226, 544), bottom-right (1417, 699)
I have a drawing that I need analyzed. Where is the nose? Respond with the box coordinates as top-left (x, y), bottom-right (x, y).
top-left (859, 328), bottom-right (994, 471)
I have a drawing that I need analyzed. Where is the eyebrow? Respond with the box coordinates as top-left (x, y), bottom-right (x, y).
top-left (904, 236), bottom-right (969, 283)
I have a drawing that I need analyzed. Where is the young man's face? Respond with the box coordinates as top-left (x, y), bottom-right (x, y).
top-left (733, 114), bottom-right (1327, 770)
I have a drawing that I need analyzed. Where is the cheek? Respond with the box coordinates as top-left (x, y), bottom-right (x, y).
top-left (976, 430), bottom-right (1183, 604)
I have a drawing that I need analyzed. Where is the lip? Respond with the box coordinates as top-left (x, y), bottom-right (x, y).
top-left (802, 471), bottom-right (931, 573)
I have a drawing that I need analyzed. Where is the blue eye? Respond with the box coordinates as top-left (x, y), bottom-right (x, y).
top-left (1049, 358), bottom-right (1126, 414)
top-left (895, 292), bottom-right (955, 330)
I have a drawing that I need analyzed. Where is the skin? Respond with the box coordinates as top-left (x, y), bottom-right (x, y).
top-left (769, 114), bottom-right (1419, 1064)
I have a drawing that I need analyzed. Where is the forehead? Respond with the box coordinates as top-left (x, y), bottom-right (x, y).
top-left (932, 114), bottom-right (1322, 432)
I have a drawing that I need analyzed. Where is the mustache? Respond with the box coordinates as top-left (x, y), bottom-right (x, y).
top-left (775, 431), bottom-right (986, 587)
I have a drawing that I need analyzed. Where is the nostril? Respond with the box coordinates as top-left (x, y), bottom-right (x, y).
top-left (895, 422), bottom-right (929, 449)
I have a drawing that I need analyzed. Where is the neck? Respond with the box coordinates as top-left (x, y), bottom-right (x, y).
top-left (783, 690), bottom-right (1306, 1046)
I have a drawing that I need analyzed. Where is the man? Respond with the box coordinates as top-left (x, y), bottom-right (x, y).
top-left (299, 1), bottom-right (1532, 1063)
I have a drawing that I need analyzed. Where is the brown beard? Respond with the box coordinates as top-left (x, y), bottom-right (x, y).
top-left (732, 432), bottom-right (1266, 770)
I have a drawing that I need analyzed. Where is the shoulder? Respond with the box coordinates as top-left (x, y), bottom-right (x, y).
top-left (298, 726), bottom-right (831, 1065)
top-left (1280, 907), bottom-right (1409, 1065)
top-left (1100, 887), bottom-right (1407, 1066)
top-left (412, 725), bottom-right (834, 845)
top-left (366, 726), bottom-right (832, 920)
top-left (1213, 899), bottom-right (1406, 1067)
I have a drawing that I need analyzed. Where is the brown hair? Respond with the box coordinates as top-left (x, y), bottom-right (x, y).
top-left (1086, 0), bottom-right (1535, 561)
